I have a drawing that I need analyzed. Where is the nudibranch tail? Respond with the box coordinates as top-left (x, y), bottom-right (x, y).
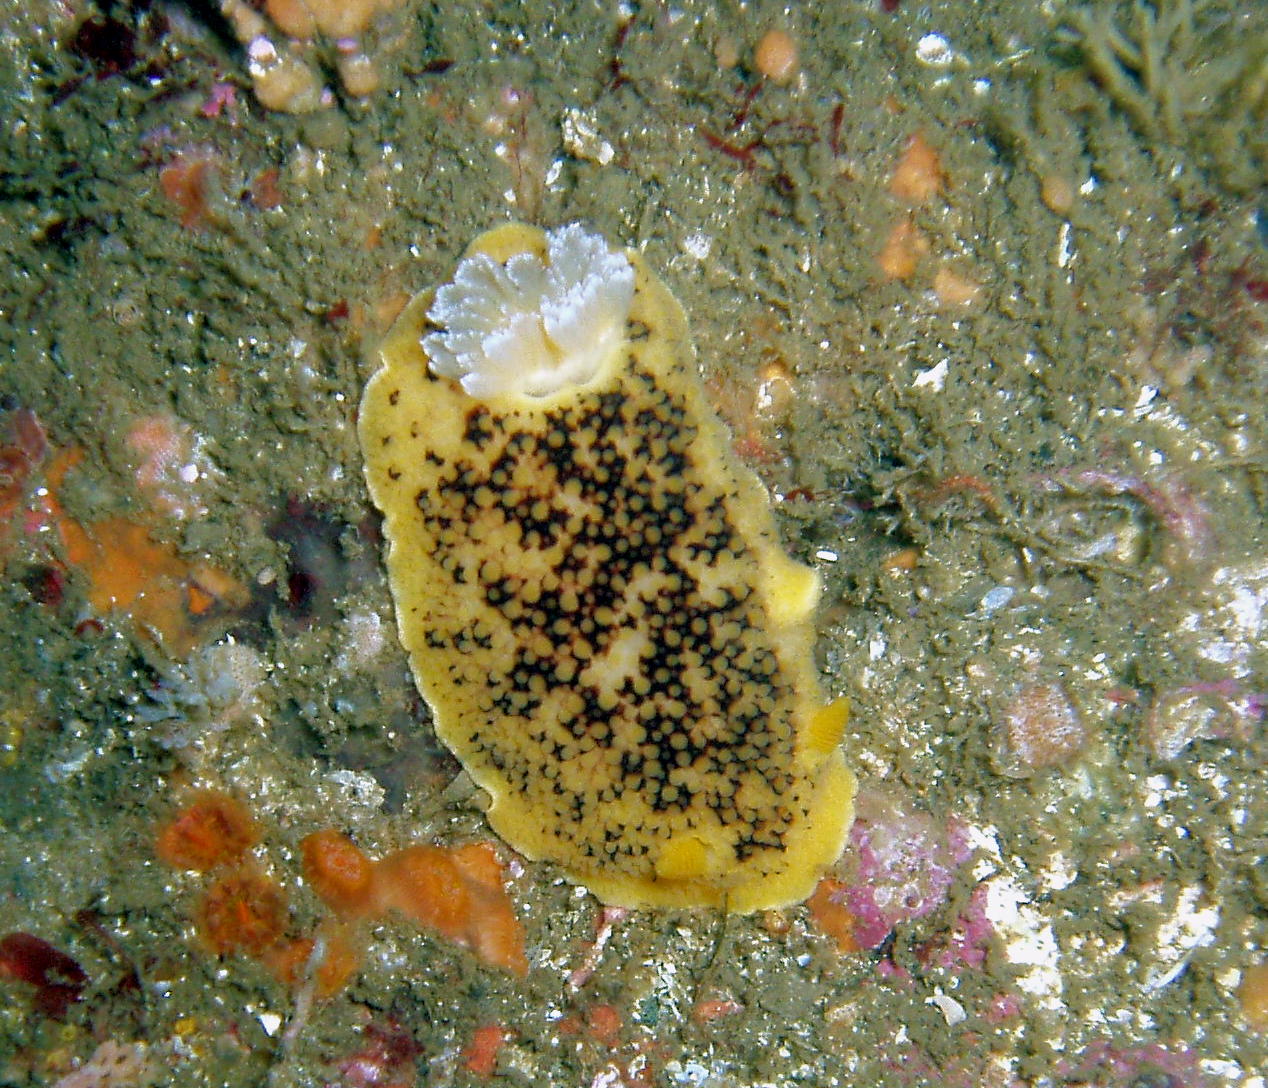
top-left (360, 222), bottom-right (856, 913)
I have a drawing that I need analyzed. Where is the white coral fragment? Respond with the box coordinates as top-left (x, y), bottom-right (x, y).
top-left (423, 223), bottom-right (635, 400)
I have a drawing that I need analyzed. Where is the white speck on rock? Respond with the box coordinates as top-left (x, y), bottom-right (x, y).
top-left (913, 359), bottom-right (948, 391)
top-left (326, 769), bottom-right (385, 812)
top-left (681, 231), bottom-right (712, 260)
top-left (916, 33), bottom-right (962, 67)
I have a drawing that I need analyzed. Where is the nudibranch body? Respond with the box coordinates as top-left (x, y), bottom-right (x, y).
top-left (359, 223), bottom-right (855, 912)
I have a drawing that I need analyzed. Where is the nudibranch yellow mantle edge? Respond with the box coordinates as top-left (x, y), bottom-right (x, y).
top-left (359, 222), bottom-right (855, 913)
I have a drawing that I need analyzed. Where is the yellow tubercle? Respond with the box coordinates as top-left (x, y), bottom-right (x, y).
top-left (764, 555), bottom-right (822, 627)
top-left (654, 836), bottom-right (714, 882)
top-left (360, 223), bottom-right (855, 912)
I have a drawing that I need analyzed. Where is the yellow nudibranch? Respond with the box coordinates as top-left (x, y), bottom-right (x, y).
top-left (359, 223), bottom-right (855, 912)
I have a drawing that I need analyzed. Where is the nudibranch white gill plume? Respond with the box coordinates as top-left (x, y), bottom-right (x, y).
top-left (422, 222), bottom-right (635, 399)
top-left (359, 222), bottom-right (855, 912)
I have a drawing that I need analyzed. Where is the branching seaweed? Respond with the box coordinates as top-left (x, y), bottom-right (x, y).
top-left (1059, 0), bottom-right (1267, 190)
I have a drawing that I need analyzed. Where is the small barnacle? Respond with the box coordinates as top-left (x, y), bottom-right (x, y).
top-left (422, 223), bottom-right (635, 400)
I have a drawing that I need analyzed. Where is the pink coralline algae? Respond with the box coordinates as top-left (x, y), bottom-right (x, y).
top-left (124, 413), bottom-right (222, 519)
top-left (0, 406), bottom-right (50, 555)
top-left (1058, 1040), bottom-right (1212, 1087)
top-left (827, 789), bottom-right (973, 950)
top-left (200, 82), bottom-right (238, 119)
top-left (916, 881), bottom-right (994, 970)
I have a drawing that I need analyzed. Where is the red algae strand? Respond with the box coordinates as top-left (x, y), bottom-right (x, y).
top-left (0, 932), bottom-right (87, 1019)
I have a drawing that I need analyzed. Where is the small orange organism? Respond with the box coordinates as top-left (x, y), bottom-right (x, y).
top-left (198, 866), bottom-right (288, 956)
top-left (462, 1024), bottom-right (510, 1077)
top-left (932, 266), bottom-right (983, 309)
top-left (889, 131), bottom-right (944, 204)
top-left (300, 830), bottom-right (377, 917)
top-left (156, 791), bottom-right (257, 872)
top-left (374, 843), bottom-right (528, 977)
top-left (373, 844), bottom-right (471, 935)
top-left (806, 877), bottom-right (862, 954)
top-left (263, 924), bottom-right (364, 998)
top-left (693, 997), bottom-right (744, 1023)
top-left (754, 28), bottom-right (798, 84)
top-left (585, 1004), bottom-right (622, 1047)
top-left (877, 217), bottom-right (929, 282)
top-left (159, 151), bottom-right (225, 230)
top-left (159, 794), bottom-right (528, 994)
top-left (1240, 961), bottom-right (1268, 1031)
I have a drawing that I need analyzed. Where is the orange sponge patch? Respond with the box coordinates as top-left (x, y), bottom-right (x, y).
top-left (58, 513), bottom-right (246, 655)
top-left (263, 925), bottom-right (364, 999)
top-left (301, 834), bottom-right (528, 977)
top-left (373, 842), bottom-right (528, 977)
top-left (807, 878), bottom-right (862, 955)
top-left (301, 830), bottom-right (377, 917)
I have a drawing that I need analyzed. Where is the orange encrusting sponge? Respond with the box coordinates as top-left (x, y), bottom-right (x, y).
top-left (301, 831), bottom-right (528, 977)
top-left (299, 829), bottom-right (377, 917)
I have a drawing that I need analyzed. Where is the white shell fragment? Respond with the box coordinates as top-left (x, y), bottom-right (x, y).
top-left (422, 222), bottom-right (636, 400)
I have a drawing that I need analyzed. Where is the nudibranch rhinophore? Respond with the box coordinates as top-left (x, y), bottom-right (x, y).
top-left (359, 223), bottom-right (855, 912)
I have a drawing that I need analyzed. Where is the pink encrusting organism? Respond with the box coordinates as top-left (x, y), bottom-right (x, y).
top-left (1057, 1040), bottom-right (1213, 1087)
top-left (124, 413), bottom-right (223, 520)
top-left (828, 788), bottom-right (973, 949)
top-left (0, 407), bottom-right (52, 560)
top-left (917, 881), bottom-right (994, 970)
